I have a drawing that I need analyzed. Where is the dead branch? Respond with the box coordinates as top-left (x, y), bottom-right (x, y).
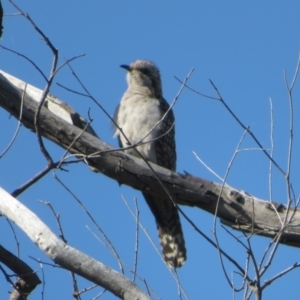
top-left (1, 70), bottom-right (300, 248)
top-left (0, 245), bottom-right (41, 300)
top-left (0, 187), bottom-right (150, 300)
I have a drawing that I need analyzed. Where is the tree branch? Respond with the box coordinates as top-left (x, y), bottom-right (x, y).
top-left (0, 244), bottom-right (41, 300)
top-left (0, 187), bottom-right (150, 300)
top-left (1, 70), bottom-right (300, 248)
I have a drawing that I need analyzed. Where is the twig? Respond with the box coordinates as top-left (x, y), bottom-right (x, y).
top-left (174, 76), bottom-right (219, 100)
top-left (37, 201), bottom-right (67, 243)
top-left (213, 128), bottom-right (249, 290)
top-left (7, 1), bottom-right (58, 196)
top-left (38, 200), bottom-right (80, 298)
top-left (192, 151), bottom-right (228, 184)
top-left (86, 122), bottom-right (175, 160)
top-left (258, 55), bottom-right (300, 281)
top-left (54, 173), bottom-right (125, 275)
top-left (57, 82), bottom-right (89, 97)
top-left (209, 79), bottom-right (285, 176)
top-left (11, 164), bottom-right (58, 198)
top-left (0, 46), bottom-right (47, 81)
top-left (139, 68), bottom-right (194, 144)
top-left (177, 207), bottom-right (249, 282)
top-left (262, 262), bottom-right (300, 290)
top-left (8, 0), bottom-right (58, 165)
top-left (121, 195), bottom-right (162, 263)
top-left (76, 284), bottom-right (98, 298)
top-left (38, 259), bottom-right (45, 300)
top-left (0, 83), bottom-right (25, 159)
top-left (244, 234), bottom-right (261, 299)
top-left (57, 117), bottom-right (93, 169)
top-left (6, 218), bottom-right (20, 257)
top-left (132, 198), bottom-right (140, 283)
top-left (220, 225), bottom-right (248, 251)
top-left (268, 97), bottom-right (274, 202)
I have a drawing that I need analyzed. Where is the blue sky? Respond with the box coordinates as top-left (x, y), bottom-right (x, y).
top-left (1, 1), bottom-right (300, 299)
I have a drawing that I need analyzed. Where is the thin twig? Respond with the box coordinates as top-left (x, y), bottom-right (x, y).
top-left (0, 45), bottom-right (48, 81)
top-left (132, 198), bottom-right (140, 283)
top-left (57, 118), bottom-right (93, 169)
top-left (174, 76), bottom-right (219, 100)
top-left (192, 151), bottom-right (228, 184)
top-left (38, 200), bottom-right (80, 298)
top-left (262, 262), bottom-right (300, 290)
top-left (37, 201), bottom-right (67, 243)
top-left (121, 194), bottom-right (186, 297)
top-left (258, 55), bottom-right (300, 282)
top-left (268, 97), bottom-right (274, 202)
top-left (221, 225), bottom-right (248, 250)
top-left (38, 259), bottom-right (45, 300)
top-left (139, 68), bottom-right (194, 144)
top-left (76, 284), bottom-right (98, 298)
top-left (284, 67), bottom-right (294, 208)
top-left (245, 234), bottom-right (261, 299)
top-left (8, 1), bottom-right (58, 166)
top-left (243, 251), bottom-right (251, 298)
top-left (8, 1), bottom-right (57, 53)
top-left (54, 173), bottom-right (125, 275)
top-left (0, 264), bottom-right (19, 294)
top-left (29, 256), bottom-right (62, 269)
top-left (0, 83), bottom-right (25, 159)
top-left (209, 79), bottom-right (285, 176)
top-left (75, 118), bottom-right (175, 161)
top-left (177, 208), bottom-right (249, 282)
top-left (6, 217), bottom-right (20, 258)
top-left (121, 195), bottom-right (162, 262)
top-left (213, 128), bottom-right (249, 290)
top-left (57, 82), bottom-right (89, 97)
top-left (11, 164), bottom-right (58, 197)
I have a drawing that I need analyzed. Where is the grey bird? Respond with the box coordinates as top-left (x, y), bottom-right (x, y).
top-left (113, 60), bottom-right (187, 268)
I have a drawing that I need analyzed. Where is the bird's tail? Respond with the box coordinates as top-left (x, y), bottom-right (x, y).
top-left (142, 192), bottom-right (187, 268)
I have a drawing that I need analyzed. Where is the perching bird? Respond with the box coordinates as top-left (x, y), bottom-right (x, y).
top-left (113, 60), bottom-right (186, 268)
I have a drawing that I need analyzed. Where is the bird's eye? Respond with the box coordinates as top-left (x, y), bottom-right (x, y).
top-left (139, 68), bottom-right (149, 75)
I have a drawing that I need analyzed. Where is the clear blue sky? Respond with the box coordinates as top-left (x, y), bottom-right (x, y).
top-left (1, 1), bottom-right (300, 299)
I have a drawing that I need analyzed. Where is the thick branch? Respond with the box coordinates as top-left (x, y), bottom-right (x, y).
top-left (0, 244), bottom-right (41, 300)
top-left (1, 70), bottom-right (300, 247)
top-left (0, 187), bottom-right (150, 300)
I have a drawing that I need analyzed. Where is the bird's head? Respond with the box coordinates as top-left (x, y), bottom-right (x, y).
top-left (121, 60), bottom-right (162, 98)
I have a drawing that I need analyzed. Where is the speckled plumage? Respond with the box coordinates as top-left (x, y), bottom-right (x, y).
top-left (113, 60), bottom-right (186, 268)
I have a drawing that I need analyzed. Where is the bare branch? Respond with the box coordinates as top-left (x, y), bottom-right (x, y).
top-left (262, 262), bottom-right (300, 290)
top-left (0, 244), bottom-right (41, 299)
top-left (0, 46), bottom-right (48, 82)
top-left (176, 76), bottom-right (286, 176)
top-left (268, 97), bottom-right (274, 202)
top-left (1, 71), bottom-right (300, 248)
top-left (0, 187), bottom-right (150, 300)
top-left (213, 127), bottom-right (250, 290)
top-left (54, 173), bottom-right (125, 275)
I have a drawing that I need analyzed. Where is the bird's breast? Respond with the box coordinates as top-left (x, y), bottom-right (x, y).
top-left (115, 93), bottom-right (163, 162)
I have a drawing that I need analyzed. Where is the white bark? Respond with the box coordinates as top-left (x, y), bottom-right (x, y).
top-left (0, 187), bottom-right (150, 300)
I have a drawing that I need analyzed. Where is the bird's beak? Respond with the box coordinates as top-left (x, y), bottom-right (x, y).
top-left (120, 64), bottom-right (131, 71)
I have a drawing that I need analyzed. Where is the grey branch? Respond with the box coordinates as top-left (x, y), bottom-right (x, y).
top-left (1, 70), bottom-right (300, 249)
top-left (0, 187), bottom-right (150, 300)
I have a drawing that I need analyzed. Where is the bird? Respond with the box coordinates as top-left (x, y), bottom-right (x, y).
top-left (113, 60), bottom-right (186, 268)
